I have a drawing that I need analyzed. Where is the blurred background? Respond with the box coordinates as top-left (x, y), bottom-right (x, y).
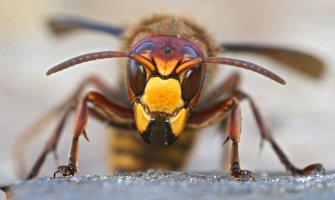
top-left (0, 0), bottom-right (334, 185)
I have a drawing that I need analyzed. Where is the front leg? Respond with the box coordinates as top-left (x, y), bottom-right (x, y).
top-left (54, 91), bottom-right (134, 177)
top-left (188, 97), bottom-right (254, 180)
top-left (229, 143), bottom-right (254, 181)
top-left (226, 98), bottom-right (255, 180)
top-left (233, 90), bottom-right (325, 176)
top-left (188, 91), bottom-right (325, 180)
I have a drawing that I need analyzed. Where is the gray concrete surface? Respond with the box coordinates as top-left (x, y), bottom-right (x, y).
top-left (2, 170), bottom-right (335, 200)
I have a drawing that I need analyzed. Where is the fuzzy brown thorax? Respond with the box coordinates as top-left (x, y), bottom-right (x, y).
top-left (121, 14), bottom-right (219, 56)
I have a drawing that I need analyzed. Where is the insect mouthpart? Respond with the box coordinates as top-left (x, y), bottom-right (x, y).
top-left (140, 114), bottom-right (177, 146)
top-left (134, 99), bottom-right (189, 146)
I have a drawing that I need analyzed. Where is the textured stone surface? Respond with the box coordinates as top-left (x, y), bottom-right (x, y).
top-left (2, 170), bottom-right (335, 200)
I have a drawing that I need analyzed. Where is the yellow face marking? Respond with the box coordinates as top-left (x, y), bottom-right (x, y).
top-left (141, 77), bottom-right (183, 114)
top-left (170, 108), bottom-right (189, 138)
top-left (134, 102), bottom-right (151, 134)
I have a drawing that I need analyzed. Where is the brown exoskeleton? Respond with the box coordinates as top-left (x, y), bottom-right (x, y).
top-left (12, 14), bottom-right (325, 181)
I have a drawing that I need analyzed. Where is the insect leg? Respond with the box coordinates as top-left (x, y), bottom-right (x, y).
top-left (16, 75), bottom-right (126, 179)
top-left (201, 73), bottom-right (241, 172)
top-left (188, 90), bottom-right (324, 178)
top-left (54, 91), bottom-right (134, 177)
top-left (234, 90), bottom-right (325, 176)
top-left (226, 98), bottom-right (255, 180)
top-left (25, 105), bottom-right (73, 180)
top-left (188, 97), bottom-right (254, 180)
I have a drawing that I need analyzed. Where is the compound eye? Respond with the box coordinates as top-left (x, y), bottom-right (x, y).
top-left (128, 59), bottom-right (147, 96)
top-left (135, 41), bottom-right (155, 53)
top-left (181, 64), bottom-right (206, 101)
top-left (181, 45), bottom-right (199, 58)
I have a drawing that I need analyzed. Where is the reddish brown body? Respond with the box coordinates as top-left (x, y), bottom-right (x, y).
top-left (11, 14), bottom-right (325, 181)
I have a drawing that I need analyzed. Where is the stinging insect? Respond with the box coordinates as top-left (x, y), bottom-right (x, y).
top-left (12, 13), bottom-right (325, 181)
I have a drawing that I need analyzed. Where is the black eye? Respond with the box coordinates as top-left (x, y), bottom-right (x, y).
top-left (127, 59), bottom-right (147, 96)
top-left (135, 41), bottom-right (155, 53)
top-left (181, 64), bottom-right (206, 101)
top-left (181, 45), bottom-right (199, 58)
